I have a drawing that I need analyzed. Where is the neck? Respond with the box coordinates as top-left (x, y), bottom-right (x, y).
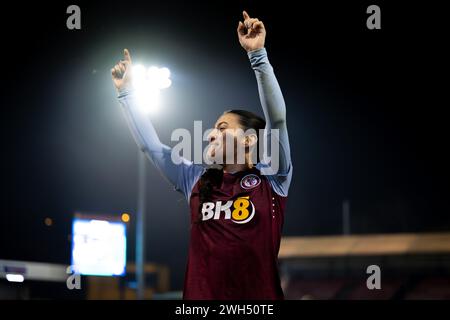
top-left (223, 164), bottom-right (248, 174)
top-left (222, 153), bottom-right (255, 174)
top-left (223, 160), bottom-right (254, 174)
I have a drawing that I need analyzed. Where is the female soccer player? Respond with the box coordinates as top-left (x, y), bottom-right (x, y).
top-left (111, 11), bottom-right (292, 300)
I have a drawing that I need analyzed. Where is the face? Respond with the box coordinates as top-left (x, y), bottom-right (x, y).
top-left (206, 113), bottom-right (257, 165)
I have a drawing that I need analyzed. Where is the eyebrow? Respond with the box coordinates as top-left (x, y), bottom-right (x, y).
top-left (215, 121), bottom-right (228, 128)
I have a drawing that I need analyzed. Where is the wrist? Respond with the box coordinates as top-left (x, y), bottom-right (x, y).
top-left (247, 47), bottom-right (269, 68)
top-left (247, 47), bottom-right (267, 60)
top-left (247, 47), bottom-right (265, 54)
top-left (117, 85), bottom-right (134, 98)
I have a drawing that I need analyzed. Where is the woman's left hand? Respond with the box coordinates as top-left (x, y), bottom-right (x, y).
top-left (237, 11), bottom-right (266, 52)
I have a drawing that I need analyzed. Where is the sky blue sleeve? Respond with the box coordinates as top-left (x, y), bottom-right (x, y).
top-left (248, 48), bottom-right (293, 197)
top-left (117, 89), bottom-right (205, 202)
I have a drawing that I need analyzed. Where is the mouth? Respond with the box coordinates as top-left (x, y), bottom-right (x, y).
top-left (207, 143), bottom-right (221, 158)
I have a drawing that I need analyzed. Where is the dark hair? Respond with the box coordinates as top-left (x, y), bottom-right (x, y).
top-left (196, 109), bottom-right (266, 223)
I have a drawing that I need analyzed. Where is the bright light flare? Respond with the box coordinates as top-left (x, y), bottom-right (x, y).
top-left (132, 65), bottom-right (172, 114)
top-left (6, 274), bottom-right (25, 282)
top-left (121, 213), bottom-right (130, 223)
top-left (71, 219), bottom-right (126, 276)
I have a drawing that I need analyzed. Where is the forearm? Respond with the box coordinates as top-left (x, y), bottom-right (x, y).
top-left (118, 89), bottom-right (166, 153)
top-left (118, 89), bottom-right (179, 183)
top-left (248, 48), bottom-right (292, 175)
top-left (248, 47), bottom-right (286, 127)
top-left (117, 89), bottom-right (205, 201)
top-left (111, 49), bottom-right (204, 200)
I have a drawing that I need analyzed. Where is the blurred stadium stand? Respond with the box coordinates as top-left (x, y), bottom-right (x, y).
top-left (279, 232), bottom-right (450, 300)
top-left (0, 261), bottom-right (175, 300)
top-left (2, 233), bottom-right (450, 299)
top-left (86, 263), bottom-right (171, 299)
top-left (0, 260), bottom-right (80, 299)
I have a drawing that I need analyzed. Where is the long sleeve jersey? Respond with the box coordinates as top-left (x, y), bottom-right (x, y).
top-left (118, 48), bottom-right (293, 299)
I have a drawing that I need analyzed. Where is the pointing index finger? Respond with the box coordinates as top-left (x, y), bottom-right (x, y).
top-left (124, 48), bottom-right (132, 63)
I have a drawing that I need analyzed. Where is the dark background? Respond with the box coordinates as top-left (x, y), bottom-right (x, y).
top-left (1, 1), bottom-right (448, 290)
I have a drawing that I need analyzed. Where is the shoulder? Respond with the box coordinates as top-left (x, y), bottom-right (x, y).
top-left (257, 162), bottom-right (293, 197)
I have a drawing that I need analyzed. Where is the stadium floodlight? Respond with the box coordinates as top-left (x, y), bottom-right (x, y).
top-left (132, 64), bottom-right (172, 114)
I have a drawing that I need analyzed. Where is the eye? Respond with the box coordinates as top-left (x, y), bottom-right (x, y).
top-left (218, 127), bottom-right (226, 132)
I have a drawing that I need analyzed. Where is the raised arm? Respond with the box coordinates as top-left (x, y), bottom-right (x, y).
top-left (111, 49), bottom-right (204, 201)
top-left (237, 12), bottom-right (293, 195)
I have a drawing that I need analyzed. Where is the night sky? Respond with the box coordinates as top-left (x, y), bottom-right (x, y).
top-left (1, 1), bottom-right (448, 289)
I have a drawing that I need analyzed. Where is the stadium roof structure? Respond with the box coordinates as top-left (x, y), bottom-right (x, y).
top-left (279, 232), bottom-right (450, 258)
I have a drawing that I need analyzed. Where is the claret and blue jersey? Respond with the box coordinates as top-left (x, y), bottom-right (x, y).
top-left (118, 47), bottom-right (293, 299)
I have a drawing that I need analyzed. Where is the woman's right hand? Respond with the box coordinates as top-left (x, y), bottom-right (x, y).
top-left (111, 48), bottom-right (132, 92)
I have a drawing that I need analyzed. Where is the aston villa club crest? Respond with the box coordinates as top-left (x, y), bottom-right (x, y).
top-left (240, 174), bottom-right (261, 190)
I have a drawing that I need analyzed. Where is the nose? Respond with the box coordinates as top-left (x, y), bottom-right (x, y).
top-left (208, 129), bottom-right (218, 144)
